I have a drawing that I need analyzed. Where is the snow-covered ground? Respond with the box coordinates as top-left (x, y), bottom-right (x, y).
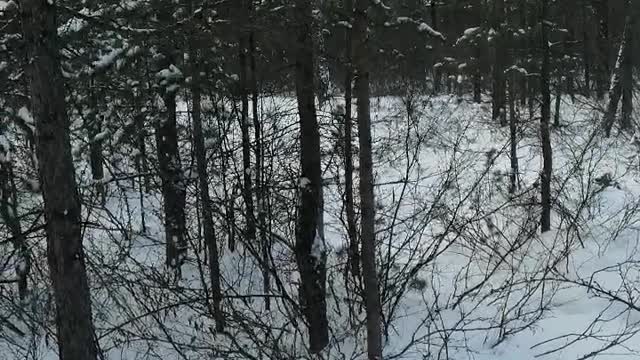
top-left (2, 94), bottom-right (640, 359)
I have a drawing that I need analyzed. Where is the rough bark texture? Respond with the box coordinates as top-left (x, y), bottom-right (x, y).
top-left (20, 1), bottom-right (99, 359)
top-left (156, 88), bottom-right (187, 272)
top-left (0, 162), bottom-right (29, 300)
top-left (508, 74), bottom-right (519, 194)
top-left (595, 0), bottom-right (610, 99)
top-left (343, 0), bottom-right (360, 282)
top-left (189, 32), bottom-right (225, 331)
top-left (238, 0), bottom-right (256, 245)
top-left (88, 76), bottom-right (105, 202)
top-left (293, 0), bottom-right (329, 353)
top-left (620, 8), bottom-right (634, 130)
top-left (353, 0), bottom-right (384, 358)
top-left (603, 13), bottom-right (632, 137)
top-left (492, 0), bottom-right (507, 126)
top-left (249, 31), bottom-right (270, 310)
top-left (155, 4), bottom-right (187, 273)
top-left (540, 0), bottom-right (553, 233)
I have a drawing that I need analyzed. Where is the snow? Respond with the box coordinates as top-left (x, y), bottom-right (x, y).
top-left (57, 17), bottom-right (87, 35)
top-left (112, 128), bottom-right (125, 144)
top-left (93, 48), bottom-right (125, 72)
top-left (93, 130), bottom-right (109, 142)
top-left (464, 26), bottom-right (481, 36)
top-left (310, 230), bottom-right (325, 260)
top-left (15, 259), bottom-right (27, 275)
top-left (0, 134), bottom-right (10, 162)
top-left (204, 137), bottom-right (217, 148)
top-left (299, 177), bottom-right (311, 189)
top-left (417, 22), bottom-right (445, 41)
top-left (4, 95), bottom-right (640, 360)
top-left (17, 106), bottom-right (34, 125)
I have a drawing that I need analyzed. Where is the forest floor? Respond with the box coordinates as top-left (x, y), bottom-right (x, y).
top-left (4, 93), bottom-right (640, 360)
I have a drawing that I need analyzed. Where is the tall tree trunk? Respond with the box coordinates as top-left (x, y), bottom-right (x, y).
top-left (343, 0), bottom-right (360, 281)
top-left (249, 31), bottom-right (270, 310)
top-left (0, 161), bottom-right (29, 300)
top-left (189, 13), bottom-right (225, 331)
top-left (20, 1), bottom-right (98, 359)
top-left (492, 0), bottom-right (507, 126)
top-left (354, 0), bottom-right (384, 358)
top-left (293, 0), bottom-right (329, 353)
top-left (540, 0), bottom-right (553, 233)
top-left (620, 10), bottom-right (634, 130)
top-left (554, 82), bottom-right (561, 127)
top-left (431, 0), bottom-right (441, 93)
top-left (595, 0), bottom-right (610, 99)
top-left (238, 1), bottom-right (256, 245)
top-left (603, 10), bottom-right (633, 136)
top-left (508, 73), bottom-right (519, 194)
top-left (582, 6), bottom-right (591, 95)
top-left (154, 2), bottom-right (187, 275)
top-left (156, 90), bottom-right (187, 273)
top-left (133, 88), bottom-right (147, 233)
top-left (88, 76), bottom-right (105, 203)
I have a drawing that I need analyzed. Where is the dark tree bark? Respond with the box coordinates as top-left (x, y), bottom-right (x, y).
top-left (0, 161), bottom-right (29, 300)
top-left (353, 0), bottom-right (384, 358)
top-left (249, 31), bottom-right (270, 310)
top-left (155, 3), bottom-right (187, 274)
top-left (238, 0), bottom-right (256, 245)
top-left (293, 0), bottom-right (329, 353)
top-left (133, 88), bottom-right (148, 233)
top-left (554, 83), bottom-right (561, 127)
top-left (540, 0), bottom-right (553, 233)
top-left (595, 0), bottom-right (610, 99)
top-left (88, 76), bottom-right (105, 203)
top-left (508, 73), bottom-right (519, 194)
top-left (20, 1), bottom-right (98, 359)
top-left (620, 11), bottom-right (634, 130)
top-left (581, 3), bottom-right (591, 95)
top-left (188, 10), bottom-right (225, 330)
top-left (492, 0), bottom-right (507, 126)
top-left (343, 0), bottom-right (360, 282)
top-left (604, 9), bottom-right (633, 136)
top-left (155, 86), bottom-right (187, 273)
top-left (431, 0), bottom-right (441, 93)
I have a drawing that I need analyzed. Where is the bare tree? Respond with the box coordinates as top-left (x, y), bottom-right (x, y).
top-left (293, 0), bottom-right (329, 353)
top-left (492, 0), bottom-right (507, 126)
top-left (20, 1), bottom-right (98, 358)
top-left (188, 3), bottom-right (224, 331)
top-left (343, 0), bottom-right (360, 282)
top-left (238, 0), bottom-right (256, 247)
top-left (353, 0), bottom-right (384, 358)
top-left (604, 1), bottom-right (634, 136)
top-left (154, 0), bottom-right (187, 274)
top-left (540, 0), bottom-right (553, 232)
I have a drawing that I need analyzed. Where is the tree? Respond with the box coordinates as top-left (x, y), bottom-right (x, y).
top-left (19, 1), bottom-right (99, 359)
top-left (154, 0), bottom-right (187, 274)
top-left (604, 0), bottom-right (634, 136)
top-left (343, 0), bottom-right (360, 282)
top-left (237, 0), bottom-right (257, 249)
top-left (492, 0), bottom-right (507, 125)
top-left (187, 1), bottom-right (225, 331)
top-left (293, 0), bottom-right (329, 353)
top-left (540, 0), bottom-right (553, 233)
top-left (353, 0), bottom-right (384, 358)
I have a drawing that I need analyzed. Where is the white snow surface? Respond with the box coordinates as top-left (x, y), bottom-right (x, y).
top-left (2, 95), bottom-right (640, 359)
